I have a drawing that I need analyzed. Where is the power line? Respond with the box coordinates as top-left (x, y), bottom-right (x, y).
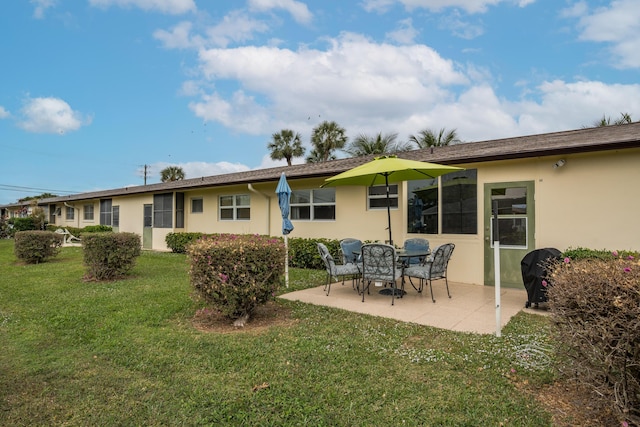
top-left (0, 184), bottom-right (76, 194)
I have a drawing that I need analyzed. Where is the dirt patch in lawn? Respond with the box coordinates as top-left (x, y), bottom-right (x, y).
top-left (191, 300), bottom-right (298, 334)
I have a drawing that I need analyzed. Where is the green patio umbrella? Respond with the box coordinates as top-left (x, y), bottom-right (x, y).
top-left (322, 156), bottom-right (463, 245)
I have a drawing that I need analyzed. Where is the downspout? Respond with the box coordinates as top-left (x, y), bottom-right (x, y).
top-left (247, 184), bottom-right (271, 236)
top-left (63, 202), bottom-right (80, 229)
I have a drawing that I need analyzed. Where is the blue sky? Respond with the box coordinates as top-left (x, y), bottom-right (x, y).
top-left (1, 0), bottom-right (639, 204)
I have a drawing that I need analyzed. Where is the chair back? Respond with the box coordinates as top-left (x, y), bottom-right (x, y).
top-left (361, 243), bottom-right (398, 282)
top-left (340, 238), bottom-right (362, 264)
top-left (429, 243), bottom-right (455, 278)
top-left (402, 238), bottom-right (430, 265)
top-left (317, 242), bottom-right (337, 275)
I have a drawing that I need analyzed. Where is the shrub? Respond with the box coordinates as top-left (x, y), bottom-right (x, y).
top-left (83, 232), bottom-right (142, 280)
top-left (547, 253), bottom-right (640, 425)
top-left (82, 225), bottom-right (112, 233)
top-left (0, 216), bottom-right (10, 239)
top-left (166, 232), bottom-right (204, 253)
top-left (288, 237), bottom-right (341, 269)
top-left (14, 231), bottom-right (63, 264)
top-left (11, 217), bottom-right (37, 232)
top-left (187, 234), bottom-right (285, 321)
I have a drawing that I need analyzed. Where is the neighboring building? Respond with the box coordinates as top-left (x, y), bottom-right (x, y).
top-left (2, 123), bottom-right (639, 288)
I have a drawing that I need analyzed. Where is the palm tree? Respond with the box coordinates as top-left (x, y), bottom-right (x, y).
top-left (589, 112), bottom-right (633, 127)
top-left (267, 129), bottom-right (305, 166)
top-left (160, 166), bottom-right (185, 182)
top-left (307, 120), bottom-right (347, 163)
top-left (343, 132), bottom-right (413, 157)
top-left (408, 128), bottom-right (460, 148)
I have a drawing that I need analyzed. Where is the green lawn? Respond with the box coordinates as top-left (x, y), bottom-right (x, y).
top-left (0, 239), bottom-right (556, 426)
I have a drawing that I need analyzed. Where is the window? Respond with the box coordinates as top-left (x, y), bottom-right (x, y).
top-left (191, 198), bottom-right (203, 213)
top-left (83, 204), bottom-right (94, 221)
top-left (291, 188), bottom-right (335, 220)
top-left (112, 206), bottom-right (120, 227)
top-left (490, 187), bottom-right (528, 248)
top-left (219, 194), bottom-right (250, 220)
top-left (406, 169), bottom-right (477, 235)
top-left (368, 184), bottom-right (398, 209)
top-left (175, 192), bottom-right (184, 228)
top-left (100, 199), bottom-right (112, 226)
top-left (153, 193), bottom-right (173, 228)
top-left (442, 170), bottom-right (477, 235)
top-left (66, 206), bottom-right (74, 220)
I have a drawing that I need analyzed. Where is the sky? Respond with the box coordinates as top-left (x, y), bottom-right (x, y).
top-left (1, 0), bottom-right (639, 205)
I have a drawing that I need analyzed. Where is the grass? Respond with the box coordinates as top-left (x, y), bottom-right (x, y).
top-left (0, 239), bottom-right (557, 426)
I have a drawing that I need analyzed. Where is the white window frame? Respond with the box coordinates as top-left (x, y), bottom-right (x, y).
top-left (83, 204), bottom-right (94, 221)
top-left (290, 188), bottom-right (336, 221)
top-left (65, 206), bottom-right (74, 221)
top-left (219, 194), bottom-right (250, 221)
top-left (367, 184), bottom-right (398, 210)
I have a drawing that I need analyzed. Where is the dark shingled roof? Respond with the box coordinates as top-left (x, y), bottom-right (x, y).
top-left (8, 122), bottom-right (640, 207)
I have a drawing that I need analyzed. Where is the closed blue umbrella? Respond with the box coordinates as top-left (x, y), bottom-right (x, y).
top-left (276, 173), bottom-right (294, 287)
top-left (276, 173), bottom-right (294, 235)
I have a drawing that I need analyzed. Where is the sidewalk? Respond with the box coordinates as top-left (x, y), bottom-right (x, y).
top-left (280, 280), bottom-right (547, 335)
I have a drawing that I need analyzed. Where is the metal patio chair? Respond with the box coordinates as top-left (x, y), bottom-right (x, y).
top-left (403, 243), bottom-right (455, 303)
top-left (360, 243), bottom-right (404, 305)
top-left (317, 242), bottom-right (360, 296)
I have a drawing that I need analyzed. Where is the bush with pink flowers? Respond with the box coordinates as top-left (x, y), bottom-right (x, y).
top-left (547, 251), bottom-right (640, 425)
top-left (187, 234), bottom-right (285, 322)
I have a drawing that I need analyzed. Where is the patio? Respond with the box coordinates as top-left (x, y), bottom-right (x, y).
top-left (280, 280), bottom-right (547, 334)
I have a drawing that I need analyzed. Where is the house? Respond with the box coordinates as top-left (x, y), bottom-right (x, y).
top-left (3, 123), bottom-right (640, 288)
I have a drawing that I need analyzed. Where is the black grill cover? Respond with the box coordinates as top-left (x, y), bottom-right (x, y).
top-left (521, 248), bottom-right (562, 306)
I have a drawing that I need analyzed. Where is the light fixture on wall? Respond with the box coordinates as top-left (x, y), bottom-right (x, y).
top-left (553, 159), bottom-right (566, 169)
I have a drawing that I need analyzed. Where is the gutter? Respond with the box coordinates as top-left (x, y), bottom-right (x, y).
top-left (247, 184), bottom-right (271, 235)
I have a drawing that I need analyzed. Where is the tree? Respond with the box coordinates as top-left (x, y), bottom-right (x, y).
top-left (589, 112), bottom-right (633, 127)
top-left (408, 128), bottom-right (460, 148)
top-left (160, 166), bottom-right (185, 182)
top-left (18, 193), bottom-right (58, 203)
top-left (343, 132), bottom-right (413, 157)
top-left (267, 129), bottom-right (305, 166)
top-left (307, 120), bottom-right (347, 163)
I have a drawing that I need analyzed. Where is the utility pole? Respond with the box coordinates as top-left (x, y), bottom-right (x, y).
top-left (144, 164), bottom-right (148, 185)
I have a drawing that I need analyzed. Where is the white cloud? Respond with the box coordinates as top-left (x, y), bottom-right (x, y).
top-left (0, 106), bottom-right (10, 119)
top-left (572, 0), bottom-right (640, 68)
top-left (439, 10), bottom-right (484, 39)
top-left (17, 97), bottom-right (91, 134)
top-left (89, 0), bottom-right (196, 15)
top-left (190, 33), bottom-right (468, 135)
top-left (154, 11), bottom-right (270, 50)
top-left (204, 10), bottom-right (270, 48)
top-left (386, 18), bottom-right (419, 44)
top-left (362, 0), bottom-right (530, 14)
top-left (30, 0), bottom-right (56, 19)
top-left (153, 21), bottom-right (202, 49)
top-left (248, 0), bottom-right (313, 24)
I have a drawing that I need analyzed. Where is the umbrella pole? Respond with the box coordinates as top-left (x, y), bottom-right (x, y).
top-left (385, 174), bottom-right (392, 245)
top-left (285, 235), bottom-right (289, 288)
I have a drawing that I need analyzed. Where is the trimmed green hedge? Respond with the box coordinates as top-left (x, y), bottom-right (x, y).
top-left (82, 232), bottom-right (141, 280)
top-left (14, 231), bottom-right (63, 264)
top-left (168, 232), bottom-right (341, 269)
top-left (165, 232), bottom-right (204, 253)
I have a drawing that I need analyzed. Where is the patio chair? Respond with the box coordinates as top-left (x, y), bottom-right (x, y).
top-left (360, 243), bottom-right (404, 305)
top-left (339, 238), bottom-right (362, 265)
top-left (401, 238), bottom-right (430, 266)
top-left (403, 243), bottom-right (455, 303)
top-left (55, 228), bottom-right (81, 245)
top-left (317, 243), bottom-right (360, 296)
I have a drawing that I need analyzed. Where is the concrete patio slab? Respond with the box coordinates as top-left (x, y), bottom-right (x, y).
top-left (280, 280), bottom-right (548, 335)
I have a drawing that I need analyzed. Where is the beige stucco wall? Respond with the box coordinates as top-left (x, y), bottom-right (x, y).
top-left (44, 146), bottom-right (638, 286)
